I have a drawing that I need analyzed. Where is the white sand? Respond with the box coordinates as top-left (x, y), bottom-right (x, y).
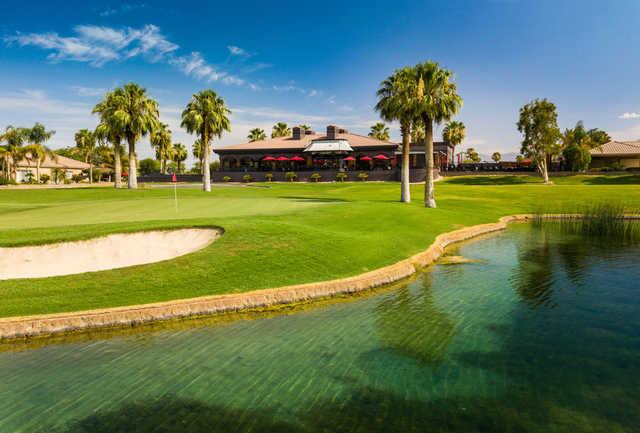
top-left (0, 228), bottom-right (220, 280)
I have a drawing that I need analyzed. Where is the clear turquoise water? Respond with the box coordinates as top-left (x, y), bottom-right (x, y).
top-left (1, 225), bottom-right (639, 432)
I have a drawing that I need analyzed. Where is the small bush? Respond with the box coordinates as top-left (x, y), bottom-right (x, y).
top-left (336, 172), bottom-right (348, 182)
top-left (265, 173), bottom-right (273, 182)
top-left (71, 174), bottom-right (84, 183)
top-left (357, 172), bottom-right (369, 181)
top-left (310, 172), bottom-right (321, 182)
top-left (242, 174), bottom-right (253, 183)
top-left (39, 174), bottom-right (50, 184)
top-left (223, 176), bottom-right (232, 182)
top-left (285, 172), bottom-right (297, 182)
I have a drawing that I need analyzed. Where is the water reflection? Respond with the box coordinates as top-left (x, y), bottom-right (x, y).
top-left (375, 272), bottom-right (457, 364)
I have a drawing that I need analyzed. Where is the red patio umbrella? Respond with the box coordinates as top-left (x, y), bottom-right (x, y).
top-left (262, 156), bottom-right (276, 161)
top-left (360, 156), bottom-right (373, 161)
top-left (343, 156), bottom-right (356, 161)
top-left (275, 156), bottom-right (290, 161)
top-left (374, 154), bottom-right (389, 160)
top-left (290, 156), bottom-right (305, 162)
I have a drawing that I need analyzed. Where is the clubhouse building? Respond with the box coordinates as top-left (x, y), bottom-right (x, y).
top-left (213, 125), bottom-right (451, 182)
top-left (590, 140), bottom-right (640, 169)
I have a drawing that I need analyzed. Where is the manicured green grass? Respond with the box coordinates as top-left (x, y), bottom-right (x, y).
top-left (1, 174), bottom-right (640, 318)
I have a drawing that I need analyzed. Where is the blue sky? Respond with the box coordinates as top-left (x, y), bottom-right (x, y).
top-left (1, 0), bottom-right (639, 162)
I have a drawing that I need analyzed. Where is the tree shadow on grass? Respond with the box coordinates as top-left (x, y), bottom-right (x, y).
top-left (576, 175), bottom-right (640, 185)
top-left (443, 175), bottom-right (541, 185)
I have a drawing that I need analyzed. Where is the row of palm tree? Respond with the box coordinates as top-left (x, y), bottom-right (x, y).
top-left (375, 61), bottom-right (463, 207)
top-left (89, 83), bottom-right (230, 191)
top-left (0, 123), bottom-right (56, 182)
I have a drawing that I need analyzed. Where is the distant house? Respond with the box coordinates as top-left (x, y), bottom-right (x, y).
top-left (590, 140), bottom-right (640, 169)
top-left (15, 154), bottom-right (91, 183)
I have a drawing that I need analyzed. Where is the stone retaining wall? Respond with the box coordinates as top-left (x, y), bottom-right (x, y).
top-left (0, 215), bottom-right (526, 340)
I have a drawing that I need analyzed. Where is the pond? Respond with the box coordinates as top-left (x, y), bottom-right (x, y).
top-left (1, 224), bottom-right (638, 432)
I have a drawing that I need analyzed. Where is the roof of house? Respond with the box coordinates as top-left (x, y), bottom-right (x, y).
top-left (16, 154), bottom-right (91, 170)
top-left (215, 132), bottom-right (397, 153)
top-left (591, 140), bottom-right (640, 156)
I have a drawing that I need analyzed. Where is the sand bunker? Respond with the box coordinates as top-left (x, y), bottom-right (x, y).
top-left (0, 228), bottom-right (220, 280)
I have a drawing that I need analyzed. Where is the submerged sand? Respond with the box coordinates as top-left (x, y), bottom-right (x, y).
top-left (0, 228), bottom-right (220, 280)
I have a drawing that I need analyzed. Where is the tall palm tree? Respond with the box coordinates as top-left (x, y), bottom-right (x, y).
top-left (368, 122), bottom-right (391, 141)
top-left (1, 125), bottom-right (29, 181)
top-left (94, 83), bottom-right (160, 189)
top-left (172, 143), bottom-right (187, 174)
top-left (271, 122), bottom-right (291, 138)
top-left (150, 122), bottom-right (173, 174)
top-left (413, 61), bottom-right (462, 208)
top-left (93, 91), bottom-right (127, 188)
top-left (181, 89), bottom-right (231, 192)
top-left (24, 123), bottom-right (56, 183)
top-left (248, 128), bottom-right (266, 142)
top-left (375, 67), bottom-right (418, 203)
top-left (442, 121), bottom-right (465, 149)
top-left (75, 128), bottom-right (96, 183)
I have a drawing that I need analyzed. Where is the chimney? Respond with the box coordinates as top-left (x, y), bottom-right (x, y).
top-left (326, 125), bottom-right (338, 139)
top-left (292, 126), bottom-right (303, 140)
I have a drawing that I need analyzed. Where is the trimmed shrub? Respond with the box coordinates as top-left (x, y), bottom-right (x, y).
top-left (357, 172), bottom-right (369, 181)
top-left (285, 171), bottom-right (297, 182)
top-left (265, 173), bottom-right (274, 182)
top-left (223, 176), bottom-right (232, 182)
top-left (40, 174), bottom-right (50, 184)
top-left (242, 174), bottom-right (253, 183)
top-left (336, 172), bottom-right (348, 182)
top-left (71, 174), bottom-right (84, 183)
top-left (310, 172), bottom-right (321, 182)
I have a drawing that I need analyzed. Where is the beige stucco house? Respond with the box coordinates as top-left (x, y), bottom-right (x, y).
top-left (15, 154), bottom-right (91, 183)
top-left (590, 140), bottom-right (640, 169)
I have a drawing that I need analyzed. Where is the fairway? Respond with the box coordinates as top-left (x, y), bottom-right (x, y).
top-left (1, 175), bottom-right (640, 319)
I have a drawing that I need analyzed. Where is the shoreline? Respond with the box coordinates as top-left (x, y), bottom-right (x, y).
top-left (0, 215), bottom-right (528, 340)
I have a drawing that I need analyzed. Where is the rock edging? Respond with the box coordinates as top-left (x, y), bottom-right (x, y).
top-left (0, 215), bottom-right (528, 340)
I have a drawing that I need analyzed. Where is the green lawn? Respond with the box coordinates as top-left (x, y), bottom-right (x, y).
top-left (1, 175), bottom-right (640, 319)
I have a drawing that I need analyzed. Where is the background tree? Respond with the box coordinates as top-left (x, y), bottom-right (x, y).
top-left (368, 122), bottom-right (391, 141)
top-left (560, 121), bottom-right (610, 172)
top-left (413, 61), bottom-right (462, 208)
top-left (271, 122), bottom-right (291, 138)
top-left (172, 143), bottom-right (187, 173)
top-left (74, 129), bottom-right (96, 183)
top-left (139, 158), bottom-right (160, 175)
top-left (491, 152), bottom-right (502, 163)
top-left (411, 120), bottom-right (425, 144)
top-left (150, 122), bottom-right (173, 174)
top-left (1, 125), bottom-right (29, 180)
top-left (23, 123), bottom-right (56, 183)
top-left (182, 89), bottom-right (231, 192)
top-left (192, 139), bottom-right (204, 174)
top-left (248, 128), bottom-right (266, 142)
top-left (442, 120), bottom-right (466, 154)
top-left (464, 147), bottom-right (481, 163)
top-left (376, 67), bottom-right (418, 203)
top-left (517, 98), bottom-right (561, 183)
top-left (297, 124), bottom-right (311, 131)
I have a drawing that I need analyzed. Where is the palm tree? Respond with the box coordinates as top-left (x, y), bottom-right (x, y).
top-left (248, 128), bottom-right (266, 142)
top-left (93, 91), bottom-right (126, 188)
top-left (413, 61), bottom-right (462, 208)
top-left (150, 122), bottom-right (173, 174)
top-left (375, 67), bottom-right (418, 203)
top-left (75, 129), bottom-right (96, 183)
top-left (181, 89), bottom-right (231, 192)
top-left (368, 122), bottom-right (391, 141)
top-left (271, 122), bottom-right (291, 138)
top-left (492, 152), bottom-right (502, 163)
top-left (297, 124), bottom-right (311, 131)
top-left (172, 143), bottom-right (187, 174)
top-left (1, 125), bottom-right (29, 181)
top-left (94, 83), bottom-right (160, 189)
top-left (442, 121), bottom-right (465, 150)
top-left (192, 139), bottom-right (204, 174)
top-left (23, 123), bottom-right (56, 182)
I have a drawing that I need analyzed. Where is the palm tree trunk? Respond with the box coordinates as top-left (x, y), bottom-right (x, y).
top-left (114, 144), bottom-right (122, 188)
top-left (203, 139), bottom-right (211, 192)
top-left (36, 160), bottom-right (41, 183)
top-left (128, 136), bottom-right (137, 189)
top-left (400, 121), bottom-right (411, 203)
top-left (423, 115), bottom-right (436, 208)
top-left (89, 154), bottom-right (93, 184)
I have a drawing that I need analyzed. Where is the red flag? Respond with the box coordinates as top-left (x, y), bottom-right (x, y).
top-left (171, 173), bottom-right (177, 183)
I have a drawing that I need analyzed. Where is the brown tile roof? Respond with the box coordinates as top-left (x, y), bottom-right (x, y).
top-left (16, 154), bottom-right (91, 170)
top-left (591, 140), bottom-right (640, 156)
top-left (215, 132), bottom-right (397, 152)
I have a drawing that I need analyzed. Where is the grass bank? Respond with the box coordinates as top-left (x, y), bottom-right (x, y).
top-left (1, 174), bottom-right (640, 318)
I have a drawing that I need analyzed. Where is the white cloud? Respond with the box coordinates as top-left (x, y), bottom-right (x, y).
top-left (619, 112), bottom-right (640, 120)
top-left (5, 24), bottom-right (177, 67)
top-left (327, 95), bottom-right (336, 104)
top-left (70, 86), bottom-right (107, 97)
top-left (227, 45), bottom-right (248, 56)
top-left (99, 3), bottom-right (147, 17)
